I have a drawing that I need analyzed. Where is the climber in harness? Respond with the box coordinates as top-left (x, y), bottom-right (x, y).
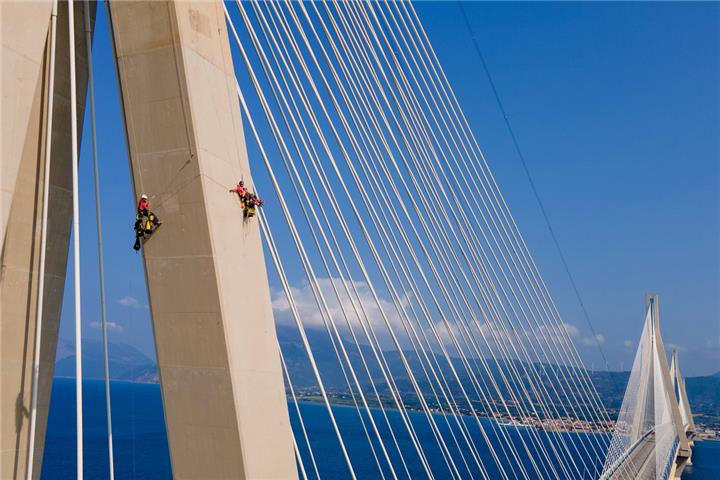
top-left (229, 180), bottom-right (248, 209)
top-left (133, 194), bottom-right (161, 251)
top-left (230, 180), bottom-right (263, 219)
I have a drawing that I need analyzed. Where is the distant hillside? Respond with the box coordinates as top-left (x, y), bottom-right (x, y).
top-left (586, 370), bottom-right (720, 419)
top-left (55, 329), bottom-right (720, 423)
top-left (685, 373), bottom-right (720, 420)
top-left (585, 371), bottom-right (629, 410)
top-left (276, 326), bottom-right (720, 422)
top-left (55, 338), bottom-right (158, 383)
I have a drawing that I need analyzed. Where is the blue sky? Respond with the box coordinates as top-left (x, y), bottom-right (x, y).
top-left (59, 1), bottom-right (719, 376)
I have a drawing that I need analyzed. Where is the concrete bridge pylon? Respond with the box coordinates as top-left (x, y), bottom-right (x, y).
top-left (2, 2), bottom-right (95, 477)
top-left (602, 294), bottom-right (692, 479)
top-left (670, 349), bottom-right (696, 437)
top-left (2, 1), bottom-right (297, 478)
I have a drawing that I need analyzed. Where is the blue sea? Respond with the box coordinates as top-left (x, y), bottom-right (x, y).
top-left (41, 379), bottom-right (719, 479)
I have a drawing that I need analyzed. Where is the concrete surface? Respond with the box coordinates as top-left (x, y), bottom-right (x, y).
top-left (107, 1), bottom-right (296, 478)
top-left (1, 2), bottom-right (95, 478)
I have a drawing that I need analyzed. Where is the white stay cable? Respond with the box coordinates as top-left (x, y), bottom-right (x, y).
top-left (400, 0), bottom-right (611, 437)
top-left (304, 5), bottom-right (557, 475)
top-left (395, 5), bottom-right (612, 464)
top-left (240, 5), bottom-right (469, 477)
top-left (237, 12), bottom-right (403, 478)
top-left (229, 4), bottom-right (450, 478)
top-left (383, 3), bottom-right (610, 456)
top-left (227, 10), bottom-right (404, 480)
top-left (67, 0), bottom-right (84, 477)
top-left (301, 4), bottom-right (544, 476)
top-left (280, 351), bottom-right (320, 480)
top-left (231, 57), bottom-right (357, 477)
top-left (348, 3), bottom-right (599, 472)
top-left (242, 1), bottom-right (490, 476)
top-left (259, 3), bottom-right (508, 477)
top-left (243, 67), bottom-right (406, 479)
top-left (83, 1), bottom-right (115, 478)
top-left (366, 2), bottom-right (607, 469)
top-left (318, 3), bottom-right (576, 476)
top-left (292, 434), bottom-right (309, 480)
top-left (250, 1), bottom-right (433, 466)
top-left (258, 206), bottom-right (357, 479)
top-left (294, 2), bottom-right (564, 476)
top-left (26, 2), bottom-right (58, 478)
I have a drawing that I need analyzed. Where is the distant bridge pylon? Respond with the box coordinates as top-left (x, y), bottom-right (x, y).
top-left (601, 294), bottom-right (692, 480)
top-left (670, 348), bottom-right (696, 438)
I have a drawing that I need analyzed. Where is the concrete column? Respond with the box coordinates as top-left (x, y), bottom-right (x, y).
top-left (1, 2), bottom-right (94, 478)
top-left (1, 0), bottom-right (52, 236)
top-left (646, 294), bottom-right (690, 457)
top-left (671, 350), bottom-right (695, 435)
top-left (107, 1), bottom-right (296, 478)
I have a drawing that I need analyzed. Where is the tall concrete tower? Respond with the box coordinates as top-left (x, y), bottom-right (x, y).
top-left (1, 1), bottom-right (296, 478)
top-left (2, 2), bottom-right (94, 477)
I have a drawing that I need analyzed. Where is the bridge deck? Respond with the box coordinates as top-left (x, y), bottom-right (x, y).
top-left (610, 434), bottom-right (656, 480)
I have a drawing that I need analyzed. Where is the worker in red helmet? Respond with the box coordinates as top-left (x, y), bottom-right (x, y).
top-left (133, 194), bottom-right (161, 251)
top-left (138, 194), bottom-right (149, 213)
top-left (230, 180), bottom-right (247, 197)
top-left (230, 180), bottom-right (247, 209)
top-left (230, 180), bottom-right (264, 218)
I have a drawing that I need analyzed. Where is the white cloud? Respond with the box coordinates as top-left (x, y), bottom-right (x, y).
top-left (623, 339), bottom-right (634, 349)
top-left (271, 277), bottom-right (613, 369)
top-left (581, 334), bottom-right (604, 346)
top-left (562, 323), bottom-right (579, 338)
top-left (271, 277), bottom-right (415, 349)
top-left (117, 296), bottom-right (146, 309)
top-left (90, 321), bottom-right (123, 333)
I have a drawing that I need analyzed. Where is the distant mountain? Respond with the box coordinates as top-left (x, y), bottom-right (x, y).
top-left (276, 326), bottom-right (720, 422)
top-left (685, 373), bottom-right (720, 418)
top-left (585, 370), bottom-right (629, 410)
top-left (55, 338), bottom-right (158, 383)
top-left (55, 329), bottom-right (720, 423)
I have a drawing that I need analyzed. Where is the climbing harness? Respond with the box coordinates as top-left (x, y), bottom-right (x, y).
top-left (230, 181), bottom-right (263, 219)
top-left (133, 208), bottom-right (161, 251)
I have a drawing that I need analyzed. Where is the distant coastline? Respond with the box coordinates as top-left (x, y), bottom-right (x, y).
top-left (56, 336), bottom-right (720, 432)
